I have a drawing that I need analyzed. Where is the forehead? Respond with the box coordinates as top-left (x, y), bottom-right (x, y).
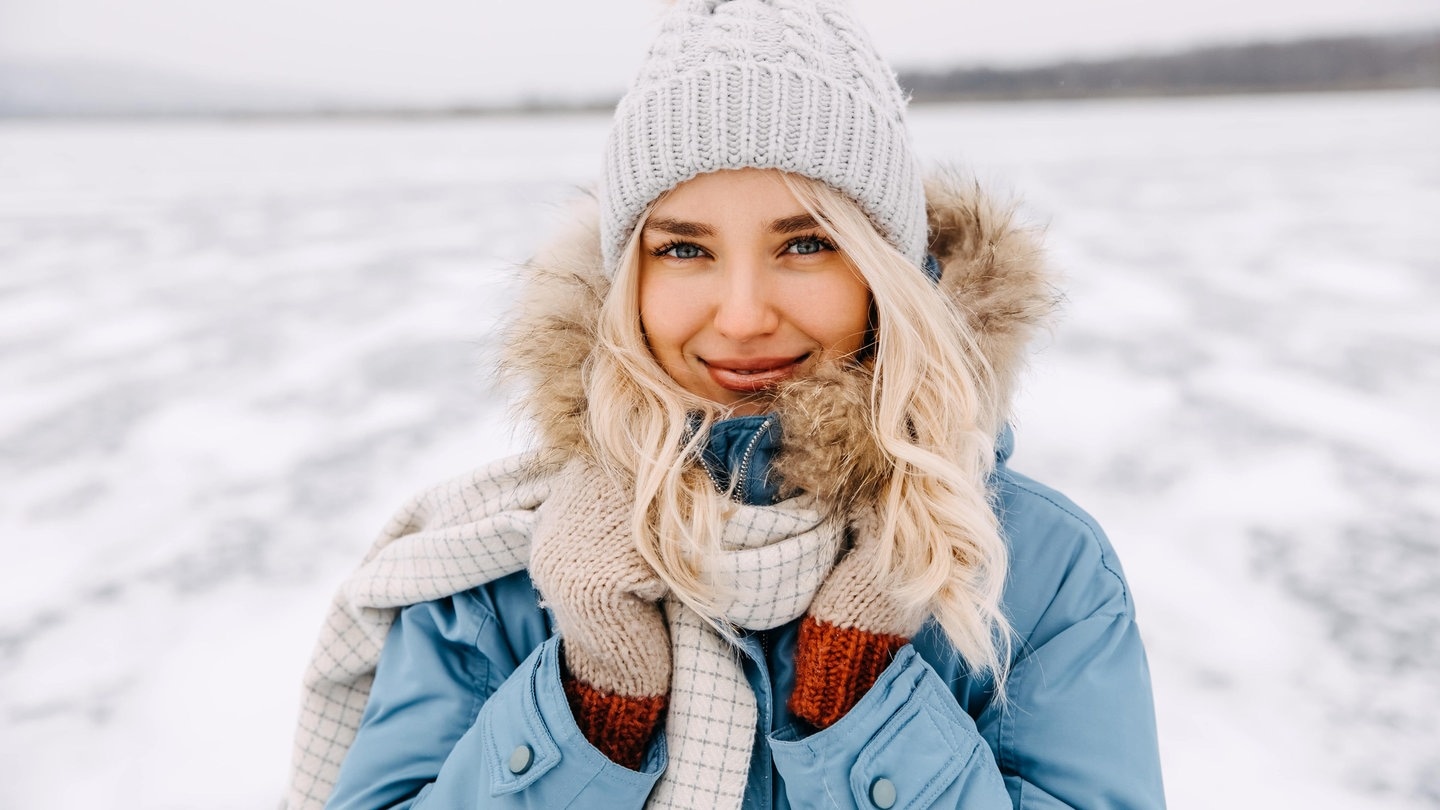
top-left (648, 168), bottom-right (807, 227)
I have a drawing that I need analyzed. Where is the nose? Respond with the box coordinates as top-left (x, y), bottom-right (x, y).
top-left (713, 259), bottom-right (780, 341)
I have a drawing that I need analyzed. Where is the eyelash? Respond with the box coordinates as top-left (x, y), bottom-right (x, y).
top-left (649, 234), bottom-right (838, 259)
top-left (785, 234), bottom-right (838, 254)
top-left (651, 239), bottom-right (705, 259)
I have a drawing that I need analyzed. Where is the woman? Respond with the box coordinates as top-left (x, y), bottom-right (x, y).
top-left (287, 1), bottom-right (1166, 808)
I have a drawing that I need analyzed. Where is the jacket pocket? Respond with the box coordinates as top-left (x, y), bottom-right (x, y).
top-left (848, 673), bottom-right (982, 809)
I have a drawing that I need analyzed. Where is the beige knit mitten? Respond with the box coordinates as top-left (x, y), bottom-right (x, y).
top-left (790, 507), bottom-right (929, 729)
top-left (528, 458), bottom-right (670, 769)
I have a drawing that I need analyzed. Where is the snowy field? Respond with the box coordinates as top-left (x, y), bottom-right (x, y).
top-left (1, 91), bottom-right (1437, 808)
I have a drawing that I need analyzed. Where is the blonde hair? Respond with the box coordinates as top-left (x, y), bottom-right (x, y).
top-left (586, 173), bottom-right (1013, 688)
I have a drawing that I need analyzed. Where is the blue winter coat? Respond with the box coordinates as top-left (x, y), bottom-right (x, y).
top-left (326, 419), bottom-right (1166, 809)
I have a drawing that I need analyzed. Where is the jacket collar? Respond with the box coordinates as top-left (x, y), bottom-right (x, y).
top-left (700, 414), bottom-right (784, 506)
top-left (702, 416), bottom-right (1018, 508)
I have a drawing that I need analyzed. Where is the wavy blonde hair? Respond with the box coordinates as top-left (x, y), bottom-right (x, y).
top-left (585, 172), bottom-right (1012, 687)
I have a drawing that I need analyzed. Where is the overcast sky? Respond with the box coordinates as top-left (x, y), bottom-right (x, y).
top-left (2, 0), bottom-right (1437, 105)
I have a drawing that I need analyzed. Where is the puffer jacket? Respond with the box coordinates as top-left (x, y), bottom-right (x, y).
top-left (324, 419), bottom-right (1166, 809)
top-left (302, 174), bottom-right (1166, 808)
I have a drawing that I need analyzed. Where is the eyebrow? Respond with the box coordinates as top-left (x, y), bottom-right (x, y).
top-left (643, 213), bottom-right (823, 239)
top-left (770, 214), bottom-right (822, 234)
top-left (644, 218), bottom-right (715, 238)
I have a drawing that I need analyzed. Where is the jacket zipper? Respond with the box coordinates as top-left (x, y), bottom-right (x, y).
top-left (732, 416), bottom-right (775, 504)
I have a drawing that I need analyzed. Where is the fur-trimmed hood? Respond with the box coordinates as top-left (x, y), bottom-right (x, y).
top-left (501, 171), bottom-right (1058, 508)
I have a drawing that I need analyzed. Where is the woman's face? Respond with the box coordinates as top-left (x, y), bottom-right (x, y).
top-left (637, 168), bottom-right (871, 416)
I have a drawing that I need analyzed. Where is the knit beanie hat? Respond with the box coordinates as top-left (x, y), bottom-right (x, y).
top-left (599, 0), bottom-right (927, 274)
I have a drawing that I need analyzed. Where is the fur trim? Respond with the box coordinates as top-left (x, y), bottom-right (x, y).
top-left (925, 169), bottom-right (1058, 419)
top-left (501, 173), bottom-right (1058, 504)
top-left (500, 197), bottom-right (608, 472)
top-left (767, 361), bottom-right (887, 513)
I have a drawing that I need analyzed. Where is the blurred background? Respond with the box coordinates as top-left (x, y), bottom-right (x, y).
top-left (1, 1), bottom-right (1437, 807)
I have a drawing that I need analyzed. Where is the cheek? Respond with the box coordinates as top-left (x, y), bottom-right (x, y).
top-left (798, 272), bottom-right (871, 352)
top-left (839, 287), bottom-right (873, 349)
top-left (638, 277), bottom-right (697, 364)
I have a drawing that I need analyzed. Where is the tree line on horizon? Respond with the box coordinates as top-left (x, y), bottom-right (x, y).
top-left (3, 30), bottom-right (1436, 119)
top-left (898, 30), bottom-right (1440, 103)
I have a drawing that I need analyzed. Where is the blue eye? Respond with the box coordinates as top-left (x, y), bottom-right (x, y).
top-left (655, 241), bottom-right (705, 259)
top-left (786, 235), bottom-right (836, 255)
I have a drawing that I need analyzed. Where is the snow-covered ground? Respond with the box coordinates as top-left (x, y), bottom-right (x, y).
top-left (1, 91), bottom-right (1436, 808)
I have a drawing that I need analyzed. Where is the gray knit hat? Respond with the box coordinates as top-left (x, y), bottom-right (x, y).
top-left (599, 0), bottom-right (927, 274)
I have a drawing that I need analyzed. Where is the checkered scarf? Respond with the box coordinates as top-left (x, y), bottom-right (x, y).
top-left (285, 452), bottom-right (842, 809)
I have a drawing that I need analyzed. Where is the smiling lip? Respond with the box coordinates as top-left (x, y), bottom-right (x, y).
top-left (704, 356), bottom-right (808, 393)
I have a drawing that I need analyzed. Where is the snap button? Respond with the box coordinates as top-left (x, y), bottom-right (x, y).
top-left (869, 776), bottom-right (897, 809)
top-left (508, 744), bottom-right (534, 775)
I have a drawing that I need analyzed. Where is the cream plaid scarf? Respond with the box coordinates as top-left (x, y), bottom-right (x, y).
top-left (285, 452), bottom-right (842, 809)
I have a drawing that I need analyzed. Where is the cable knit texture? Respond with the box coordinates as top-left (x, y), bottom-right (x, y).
top-left (563, 678), bottom-right (669, 770)
top-left (529, 460), bottom-right (670, 698)
top-left (790, 618), bottom-right (908, 729)
top-left (790, 506), bottom-right (931, 727)
top-left (600, 0), bottom-right (927, 272)
top-left (528, 459), bottom-right (672, 765)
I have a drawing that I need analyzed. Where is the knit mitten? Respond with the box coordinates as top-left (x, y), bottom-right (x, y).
top-left (529, 459), bottom-right (670, 769)
top-left (790, 507), bottom-right (929, 730)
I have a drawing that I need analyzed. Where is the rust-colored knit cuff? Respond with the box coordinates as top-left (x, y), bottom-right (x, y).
top-left (789, 616), bottom-right (908, 730)
top-left (562, 676), bottom-right (667, 770)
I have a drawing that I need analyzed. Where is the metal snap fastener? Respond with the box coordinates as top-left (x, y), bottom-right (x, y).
top-left (869, 776), bottom-right (897, 809)
top-left (508, 744), bottom-right (534, 775)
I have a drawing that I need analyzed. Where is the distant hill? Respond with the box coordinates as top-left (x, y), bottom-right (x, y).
top-left (0, 60), bottom-right (337, 118)
top-left (3, 30), bottom-right (1437, 119)
top-left (900, 30), bottom-right (1440, 102)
